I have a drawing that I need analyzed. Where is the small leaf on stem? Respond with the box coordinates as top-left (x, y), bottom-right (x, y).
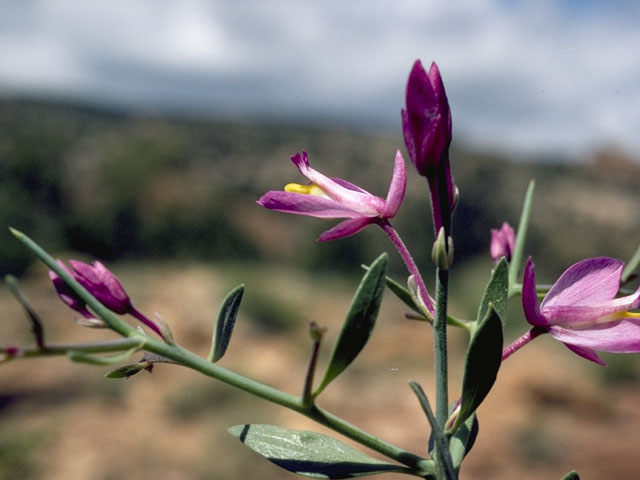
top-left (228, 424), bottom-right (413, 478)
top-left (208, 284), bottom-right (244, 362)
top-left (5, 275), bottom-right (46, 349)
top-left (314, 254), bottom-right (387, 396)
top-left (447, 306), bottom-right (502, 434)
top-left (477, 258), bottom-right (508, 326)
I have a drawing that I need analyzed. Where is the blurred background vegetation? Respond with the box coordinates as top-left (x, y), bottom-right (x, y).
top-left (2, 98), bottom-right (639, 280)
top-left (2, 98), bottom-right (640, 480)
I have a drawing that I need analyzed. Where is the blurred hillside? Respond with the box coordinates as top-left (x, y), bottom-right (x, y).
top-left (1, 98), bottom-right (639, 279)
top-left (2, 99), bottom-right (640, 480)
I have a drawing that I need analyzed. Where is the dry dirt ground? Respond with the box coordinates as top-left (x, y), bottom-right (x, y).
top-left (1, 262), bottom-right (639, 480)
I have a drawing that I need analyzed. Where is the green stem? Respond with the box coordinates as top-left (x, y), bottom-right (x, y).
top-left (433, 266), bottom-right (451, 479)
top-left (2, 338), bottom-right (143, 360)
top-left (141, 336), bottom-right (433, 474)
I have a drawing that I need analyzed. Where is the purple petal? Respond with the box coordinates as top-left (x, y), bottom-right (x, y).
top-left (542, 257), bottom-right (623, 308)
top-left (550, 318), bottom-right (640, 354)
top-left (317, 217), bottom-right (375, 242)
top-left (401, 108), bottom-right (417, 167)
top-left (561, 343), bottom-right (606, 366)
top-left (382, 150), bottom-right (407, 217)
top-left (522, 258), bottom-right (548, 327)
top-left (541, 288), bottom-right (640, 325)
top-left (257, 191), bottom-right (365, 218)
top-left (290, 151), bottom-right (385, 215)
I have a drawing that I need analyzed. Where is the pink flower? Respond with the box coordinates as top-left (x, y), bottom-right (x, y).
top-left (257, 150), bottom-right (406, 241)
top-left (490, 222), bottom-right (516, 264)
top-left (522, 257), bottom-right (640, 365)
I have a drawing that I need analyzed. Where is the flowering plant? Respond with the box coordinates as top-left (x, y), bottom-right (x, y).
top-left (2, 59), bottom-right (639, 480)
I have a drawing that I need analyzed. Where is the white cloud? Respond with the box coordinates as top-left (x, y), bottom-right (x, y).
top-left (0, 0), bottom-right (638, 158)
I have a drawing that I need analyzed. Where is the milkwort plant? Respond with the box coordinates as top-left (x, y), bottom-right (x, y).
top-left (2, 59), bottom-right (640, 480)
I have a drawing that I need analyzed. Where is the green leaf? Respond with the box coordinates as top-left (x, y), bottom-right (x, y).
top-left (448, 306), bottom-right (502, 434)
top-left (67, 346), bottom-right (141, 366)
top-left (622, 243), bottom-right (640, 284)
top-left (561, 470), bottom-right (580, 480)
top-left (409, 382), bottom-right (455, 479)
top-left (477, 258), bottom-right (508, 325)
top-left (509, 180), bottom-right (535, 296)
top-left (105, 362), bottom-right (149, 379)
top-left (5, 275), bottom-right (46, 349)
top-left (449, 414), bottom-right (478, 472)
top-left (208, 284), bottom-right (244, 362)
top-left (228, 424), bottom-right (413, 478)
top-left (314, 254), bottom-right (387, 396)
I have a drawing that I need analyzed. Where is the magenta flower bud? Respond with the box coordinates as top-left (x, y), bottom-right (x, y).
top-left (69, 260), bottom-right (133, 314)
top-left (402, 60), bottom-right (451, 174)
top-left (49, 259), bottom-right (95, 320)
top-left (522, 257), bottom-right (640, 365)
top-left (402, 60), bottom-right (456, 237)
top-left (490, 222), bottom-right (516, 264)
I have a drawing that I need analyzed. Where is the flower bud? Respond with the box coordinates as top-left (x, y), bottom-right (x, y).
top-left (49, 260), bottom-right (95, 320)
top-left (69, 260), bottom-right (133, 314)
top-left (490, 222), bottom-right (516, 264)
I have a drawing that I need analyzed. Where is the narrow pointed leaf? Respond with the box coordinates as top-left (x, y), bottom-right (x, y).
top-left (228, 424), bottom-right (413, 478)
top-left (477, 258), bottom-right (508, 325)
top-left (5, 275), bottom-right (46, 349)
top-left (409, 382), bottom-right (455, 479)
top-left (105, 362), bottom-right (149, 378)
top-left (448, 306), bottom-right (502, 434)
top-left (68, 347), bottom-right (141, 365)
top-left (622, 243), bottom-right (640, 284)
top-left (208, 284), bottom-right (244, 362)
top-left (314, 254), bottom-right (387, 396)
top-left (508, 180), bottom-right (535, 295)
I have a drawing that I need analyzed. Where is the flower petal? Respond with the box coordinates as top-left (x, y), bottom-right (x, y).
top-left (561, 343), bottom-right (606, 366)
top-left (542, 257), bottom-right (623, 308)
top-left (257, 191), bottom-right (365, 218)
top-left (522, 258), bottom-right (548, 326)
top-left (540, 287), bottom-right (640, 325)
top-left (317, 217), bottom-right (375, 242)
top-left (550, 318), bottom-right (640, 355)
top-left (382, 150), bottom-right (407, 217)
top-left (290, 152), bottom-right (384, 215)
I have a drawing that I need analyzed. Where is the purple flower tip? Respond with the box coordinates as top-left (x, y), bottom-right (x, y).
top-left (258, 150), bottom-right (406, 241)
top-left (49, 260), bottom-right (95, 319)
top-left (69, 260), bottom-right (132, 314)
top-left (490, 222), bottom-right (516, 263)
top-left (402, 60), bottom-right (452, 175)
top-left (522, 256), bottom-right (640, 365)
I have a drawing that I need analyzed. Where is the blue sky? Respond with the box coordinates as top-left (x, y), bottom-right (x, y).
top-left (1, 0), bottom-right (639, 159)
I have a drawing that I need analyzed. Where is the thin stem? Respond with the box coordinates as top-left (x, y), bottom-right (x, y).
top-left (379, 220), bottom-right (434, 316)
top-left (433, 267), bottom-right (449, 434)
top-left (2, 337), bottom-right (144, 359)
top-left (302, 337), bottom-right (321, 408)
top-left (501, 327), bottom-right (546, 361)
top-left (140, 336), bottom-right (432, 473)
